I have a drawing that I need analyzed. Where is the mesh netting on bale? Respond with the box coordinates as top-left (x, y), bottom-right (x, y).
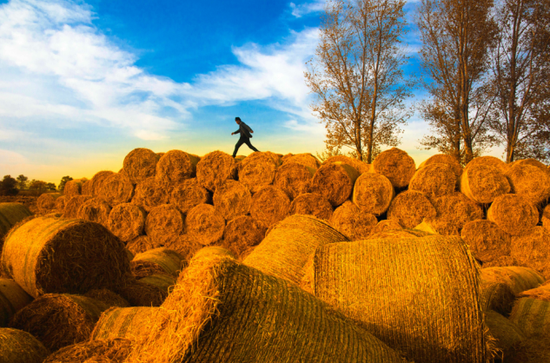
top-left (196, 150), bottom-right (237, 192)
top-left (387, 190), bottom-right (436, 229)
top-left (36, 193), bottom-right (62, 214)
top-left (144, 204), bottom-right (185, 246)
top-left (131, 176), bottom-right (168, 212)
top-left (0, 327), bottom-right (49, 363)
top-left (212, 179), bottom-right (251, 221)
top-left (329, 200), bottom-right (378, 240)
top-left (170, 178), bottom-right (211, 215)
top-left (480, 280), bottom-right (515, 316)
top-left (77, 197), bottom-right (112, 227)
top-left (487, 194), bottom-right (538, 236)
top-left (55, 195), bottom-right (66, 212)
top-left (0, 203), bottom-right (32, 240)
top-left (0, 278), bottom-right (33, 326)
top-left (124, 249), bottom-right (407, 363)
top-left (130, 247), bottom-right (184, 278)
top-left (64, 178), bottom-right (86, 197)
top-left (310, 162), bottom-right (360, 207)
top-left (418, 154), bottom-right (463, 179)
top-left (505, 163), bottom-right (550, 207)
top-left (243, 214), bottom-right (348, 286)
top-left (138, 273), bottom-right (176, 294)
top-left (480, 266), bottom-right (544, 296)
top-left (185, 203), bottom-right (225, 246)
top-left (238, 151), bottom-right (280, 193)
top-left (9, 293), bottom-right (110, 352)
top-left (509, 298), bottom-right (550, 338)
top-left (323, 154), bottom-right (371, 174)
top-left (113, 276), bottom-right (167, 307)
top-left (372, 148), bottom-right (416, 189)
top-left (91, 306), bottom-right (159, 340)
top-left (84, 289), bottom-right (129, 308)
top-left (97, 173), bottom-right (134, 207)
top-left (221, 215), bottom-right (266, 260)
top-left (484, 309), bottom-right (526, 362)
top-left (518, 282), bottom-right (550, 302)
top-left (43, 338), bottom-right (132, 363)
top-left (107, 203), bottom-right (146, 243)
top-left (289, 192), bottom-right (333, 221)
top-left (1, 216), bottom-right (130, 298)
top-left (281, 152), bottom-right (320, 170)
top-left (466, 156), bottom-right (509, 174)
top-left (126, 235), bottom-right (157, 256)
top-left (352, 172), bottom-right (394, 215)
top-left (510, 226), bottom-right (550, 279)
top-left (421, 192), bottom-right (484, 235)
top-left (408, 163), bottom-right (458, 201)
top-left (461, 219), bottom-right (512, 264)
top-left (249, 185), bottom-right (291, 229)
top-left (460, 164), bottom-right (511, 204)
top-left (273, 162), bottom-right (315, 200)
top-left (155, 150), bottom-right (200, 191)
top-left (314, 235), bottom-right (489, 363)
top-left (122, 148), bottom-right (159, 185)
top-left (63, 195), bottom-right (93, 219)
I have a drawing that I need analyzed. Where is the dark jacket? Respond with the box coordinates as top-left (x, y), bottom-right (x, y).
top-left (234, 122), bottom-right (253, 138)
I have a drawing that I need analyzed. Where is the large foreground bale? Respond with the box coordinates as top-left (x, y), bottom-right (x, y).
top-left (77, 197), bottom-right (112, 227)
top-left (43, 338), bottom-right (132, 363)
top-left (131, 176), bottom-right (169, 212)
top-left (289, 192), bottom-right (333, 220)
top-left (310, 162), bottom-right (360, 207)
top-left (461, 219), bottom-right (511, 264)
top-left (329, 201), bottom-right (378, 240)
top-left (273, 162), bottom-right (315, 200)
top-left (352, 172), bottom-right (394, 215)
top-left (130, 247), bottom-right (184, 278)
top-left (372, 148), bottom-right (416, 189)
top-left (480, 266), bottom-right (544, 296)
top-left (212, 179), bottom-right (251, 220)
top-left (125, 249), bottom-right (407, 363)
top-left (91, 306), bottom-right (159, 340)
top-left (421, 192), bottom-right (484, 235)
top-left (323, 154), bottom-right (371, 174)
top-left (107, 203), bottom-right (146, 243)
top-left (98, 173), bottom-right (134, 206)
top-left (9, 293), bottom-right (109, 351)
top-left (510, 226), bottom-right (550, 279)
top-left (314, 235), bottom-right (488, 363)
top-left (221, 215), bottom-right (266, 259)
top-left (170, 178), bottom-right (211, 214)
top-left (0, 278), bottom-right (33, 326)
top-left (460, 164), bottom-right (511, 204)
top-left (144, 204), bottom-right (185, 246)
top-left (505, 163), bottom-right (550, 206)
top-left (387, 190), bottom-right (436, 229)
top-left (418, 154), bottom-right (463, 178)
top-left (0, 327), bottom-right (49, 363)
top-left (243, 215), bottom-right (348, 286)
top-left (487, 194), bottom-right (538, 236)
top-left (36, 193), bottom-right (62, 214)
top-left (0, 202), bottom-right (32, 240)
top-left (1, 216), bottom-right (130, 297)
top-left (122, 148), bottom-right (159, 185)
top-left (185, 203), bottom-right (225, 246)
top-left (249, 185), bottom-right (291, 229)
top-left (196, 150), bottom-right (237, 192)
top-left (155, 150), bottom-right (200, 190)
top-left (238, 151), bottom-right (280, 193)
top-left (408, 163), bottom-right (458, 200)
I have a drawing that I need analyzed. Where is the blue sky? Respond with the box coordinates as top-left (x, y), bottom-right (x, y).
top-left (0, 0), bottom-right (500, 184)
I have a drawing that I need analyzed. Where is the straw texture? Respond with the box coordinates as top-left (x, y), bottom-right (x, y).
top-left (505, 163), bottom-right (550, 206)
top-left (329, 200), bottom-right (378, 240)
top-left (37, 193), bottom-right (62, 214)
top-left (113, 277), bottom-right (167, 307)
top-left (518, 282), bottom-right (550, 302)
top-left (310, 162), bottom-right (360, 207)
top-left (249, 185), bottom-right (291, 229)
top-left (460, 164), bottom-right (511, 204)
top-left (324, 154), bottom-right (371, 174)
top-left (55, 195), bottom-right (66, 212)
top-left (289, 192), bottom-right (333, 220)
top-left (131, 176), bottom-right (168, 212)
top-left (352, 172), bottom-right (394, 215)
top-left (423, 192), bottom-right (484, 235)
top-left (63, 195), bottom-right (93, 219)
top-left (0, 278), bottom-right (33, 326)
top-left (155, 150), bottom-right (199, 190)
top-left (461, 219), bottom-right (512, 263)
top-left (509, 298), bottom-right (550, 338)
top-left (196, 150), bottom-right (237, 192)
top-left (91, 306), bottom-right (159, 340)
top-left (126, 235), bottom-right (156, 256)
top-left (130, 247), bottom-right (184, 278)
top-left (138, 273), bottom-right (176, 294)
top-left (0, 327), bottom-right (49, 363)
top-left (418, 154), bottom-right (463, 178)
top-left (372, 148), bottom-right (416, 189)
top-left (273, 162), bottom-right (315, 200)
top-left (89, 171), bottom-right (116, 197)
top-left (543, 205), bottom-right (550, 232)
top-left (107, 203), bottom-right (146, 243)
top-left (466, 156), bottom-right (508, 174)
top-left (510, 226), bottom-right (550, 279)
top-left (98, 173), bottom-right (134, 206)
top-left (122, 148), bottom-right (159, 185)
top-left (170, 178), bottom-right (211, 215)
top-left (387, 190), bottom-right (436, 229)
top-left (221, 215), bottom-right (266, 259)
top-left (43, 338), bottom-right (132, 363)
top-left (77, 197), bottom-right (112, 227)
top-left (144, 204), bottom-right (185, 246)
top-left (185, 203), bottom-right (225, 246)
top-left (479, 280), bottom-right (515, 315)
top-left (487, 194), bottom-right (538, 236)
top-left (408, 163), bottom-right (458, 200)
top-left (84, 289), bottom-right (130, 308)
top-left (212, 179), bottom-right (251, 220)
top-left (484, 309), bottom-right (526, 361)
top-left (0, 202), bottom-right (32, 240)
top-left (480, 266), bottom-right (544, 296)
top-left (282, 153), bottom-right (320, 170)
top-left (238, 151), bottom-right (279, 193)
top-left (64, 179), bottom-right (85, 196)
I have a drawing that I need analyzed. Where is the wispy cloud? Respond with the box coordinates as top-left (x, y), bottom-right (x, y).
top-left (289, 0), bottom-right (326, 18)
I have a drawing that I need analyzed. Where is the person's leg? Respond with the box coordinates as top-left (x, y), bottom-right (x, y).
top-left (244, 138), bottom-right (259, 152)
top-left (233, 138), bottom-right (245, 157)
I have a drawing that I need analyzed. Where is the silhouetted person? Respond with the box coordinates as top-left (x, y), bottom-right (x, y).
top-left (231, 117), bottom-right (259, 157)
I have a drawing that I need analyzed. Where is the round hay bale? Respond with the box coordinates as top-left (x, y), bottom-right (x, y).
top-left (509, 158), bottom-right (548, 172)
top-left (97, 173), bottom-right (134, 207)
top-left (483, 255), bottom-right (519, 268)
top-left (42, 338), bottom-right (131, 363)
top-left (1, 216), bottom-right (130, 297)
top-left (212, 179), bottom-right (251, 220)
top-left (460, 164), bottom-right (511, 204)
top-left (273, 162), bottom-right (315, 200)
top-left (0, 278), bottom-right (33, 326)
top-left (484, 309), bottom-right (526, 361)
top-left (63, 195), bottom-right (93, 219)
top-left (372, 148), bottom-right (416, 189)
top-left (289, 192), bottom-right (333, 220)
top-left (314, 235), bottom-right (488, 363)
top-left (505, 163), bottom-right (550, 206)
top-left (310, 162), bottom-right (360, 207)
top-left (509, 298), bottom-right (550, 338)
top-left (81, 179), bottom-right (92, 195)
top-left (36, 193), bottom-right (62, 214)
top-left (0, 327), bottom-right (49, 363)
top-left (423, 192), bottom-right (484, 235)
top-left (518, 282), bottom-right (550, 302)
top-left (352, 172), bottom-right (394, 215)
top-left (64, 178), bottom-right (86, 196)
top-left (107, 203), bottom-right (146, 243)
top-left (169, 178), bottom-right (211, 215)
top-left (323, 154), bottom-right (371, 174)
top-left (113, 277), bottom-right (167, 307)
top-left (55, 195), bottom-right (66, 212)
top-left (9, 293), bottom-right (109, 351)
top-left (371, 218), bottom-right (404, 234)
top-left (84, 289), bottom-right (129, 308)
top-left (408, 163), bottom-right (458, 200)
top-left (237, 151), bottom-right (280, 193)
top-left (77, 197), bottom-right (112, 227)
top-left (155, 150), bottom-right (200, 190)
top-left (125, 250), bottom-right (406, 363)
top-left (243, 214), bottom-right (348, 286)
top-left (125, 235), bottom-right (157, 256)
top-left (480, 266), bottom-right (544, 296)
top-left (131, 176), bottom-right (168, 213)
top-left (387, 190), bottom-right (436, 229)
top-left (162, 235), bottom-right (203, 263)
top-left (461, 219), bottom-right (512, 263)
top-left (543, 204), bottom-right (550, 232)
top-left (221, 215), bottom-right (266, 259)
top-left (195, 150), bottom-right (237, 192)
top-left (510, 226), bottom-right (550, 280)
top-left (122, 148), bottom-right (159, 185)
top-left (130, 247), bottom-right (184, 278)
top-left (185, 203), bottom-right (225, 246)
top-left (144, 204), bottom-right (185, 246)
top-left (418, 153), bottom-right (463, 179)
top-left (466, 156), bottom-right (508, 174)
top-left (282, 153), bottom-right (320, 170)
top-left (91, 306), bottom-right (159, 340)
top-left (89, 171), bottom-right (116, 197)
top-left (329, 201), bottom-right (378, 240)
top-left (487, 194), bottom-right (538, 236)
top-left (0, 203), bottom-right (32, 240)
top-left (249, 185), bottom-right (291, 229)
top-left (138, 273), bottom-right (176, 294)
top-left (479, 280), bottom-right (515, 316)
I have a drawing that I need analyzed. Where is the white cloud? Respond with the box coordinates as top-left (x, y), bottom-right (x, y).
top-left (290, 0), bottom-right (326, 18)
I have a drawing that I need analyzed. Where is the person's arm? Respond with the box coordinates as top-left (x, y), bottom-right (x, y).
top-left (231, 128), bottom-right (241, 135)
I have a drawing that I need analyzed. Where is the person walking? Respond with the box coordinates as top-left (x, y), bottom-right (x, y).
top-left (231, 117), bottom-right (259, 157)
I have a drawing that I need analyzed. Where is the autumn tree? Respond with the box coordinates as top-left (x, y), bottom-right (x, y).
top-left (0, 175), bottom-right (18, 196)
top-left (305, 0), bottom-right (413, 163)
top-left (489, 0), bottom-right (550, 162)
top-left (16, 174), bottom-right (28, 190)
top-left (29, 180), bottom-right (47, 196)
top-left (417, 0), bottom-right (498, 164)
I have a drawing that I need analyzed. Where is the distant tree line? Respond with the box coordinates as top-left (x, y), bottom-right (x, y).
top-left (0, 174), bottom-right (73, 196)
